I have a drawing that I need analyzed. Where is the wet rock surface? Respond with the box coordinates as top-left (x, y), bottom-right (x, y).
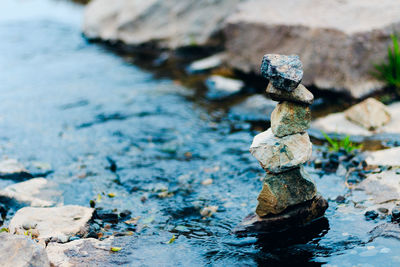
top-left (250, 129), bottom-right (312, 173)
top-left (0, 233), bottom-right (50, 267)
top-left (256, 166), bottom-right (317, 216)
top-left (260, 54), bottom-right (303, 91)
top-left (0, 159), bottom-right (32, 180)
top-left (46, 237), bottom-right (128, 267)
top-left (0, 178), bottom-right (61, 207)
top-left (235, 194), bottom-right (327, 234)
top-left (9, 206), bottom-right (94, 242)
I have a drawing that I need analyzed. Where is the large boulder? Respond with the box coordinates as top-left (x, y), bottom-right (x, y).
top-left (83, 0), bottom-right (242, 48)
top-left (8, 205), bottom-right (94, 243)
top-left (0, 233), bottom-right (50, 267)
top-left (250, 129), bottom-right (312, 173)
top-left (223, 0), bottom-right (400, 98)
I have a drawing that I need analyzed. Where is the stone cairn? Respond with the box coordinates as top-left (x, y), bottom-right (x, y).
top-left (235, 54), bottom-right (328, 234)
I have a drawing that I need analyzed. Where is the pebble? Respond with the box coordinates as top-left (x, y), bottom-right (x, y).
top-left (365, 210), bottom-right (379, 220)
top-left (201, 178), bottom-right (213, 185)
top-left (392, 208), bottom-right (400, 221)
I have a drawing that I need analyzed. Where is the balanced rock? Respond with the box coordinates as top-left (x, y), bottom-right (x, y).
top-left (344, 97), bottom-right (391, 130)
top-left (250, 129), bottom-right (312, 173)
top-left (271, 101), bottom-right (311, 137)
top-left (260, 54), bottom-right (303, 92)
top-left (256, 166), bottom-right (317, 217)
top-left (266, 83), bottom-right (313, 105)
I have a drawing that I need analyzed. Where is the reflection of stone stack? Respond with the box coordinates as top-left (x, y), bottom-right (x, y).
top-left (239, 54), bottom-right (328, 233)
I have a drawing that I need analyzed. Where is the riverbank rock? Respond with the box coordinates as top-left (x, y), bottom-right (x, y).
top-left (46, 238), bottom-right (114, 267)
top-left (84, 0), bottom-right (400, 97)
top-left (229, 95), bottom-right (276, 122)
top-left (0, 233), bottom-right (50, 267)
top-left (344, 98), bottom-right (391, 130)
top-left (9, 205), bottom-right (94, 243)
top-left (365, 147), bottom-right (400, 166)
top-left (205, 75), bottom-right (244, 100)
top-left (0, 178), bottom-right (62, 207)
top-left (250, 129), bottom-right (312, 173)
top-left (0, 159), bottom-right (32, 180)
top-left (311, 101), bottom-right (400, 137)
top-left (266, 83), bottom-right (313, 105)
top-left (83, 0), bottom-right (242, 48)
top-left (234, 194), bottom-right (328, 234)
top-left (256, 166), bottom-right (316, 217)
top-left (224, 0), bottom-right (400, 98)
top-left (356, 170), bottom-right (400, 213)
top-left (271, 101), bottom-right (311, 137)
top-left (260, 54), bottom-right (303, 91)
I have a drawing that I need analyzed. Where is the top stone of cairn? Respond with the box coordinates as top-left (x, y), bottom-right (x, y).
top-left (261, 54), bottom-right (303, 92)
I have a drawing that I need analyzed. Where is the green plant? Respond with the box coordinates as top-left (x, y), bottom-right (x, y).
top-left (321, 132), bottom-right (362, 153)
top-left (373, 34), bottom-right (400, 88)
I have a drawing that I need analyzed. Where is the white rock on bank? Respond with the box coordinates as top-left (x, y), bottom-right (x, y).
top-left (356, 170), bottom-right (400, 212)
top-left (0, 233), bottom-right (50, 267)
top-left (9, 205), bottom-right (94, 242)
top-left (0, 158), bottom-right (31, 179)
top-left (186, 54), bottom-right (224, 74)
top-left (0, 178), bottom-right (62, 207)
top-left (46, 238), bottom-right (113, 267)
top-left (223, 0), bottom-right (400, 98)
top-left (83, 0), bottom-right (242, 48)
top-left (344, 98), bottom-right (391, 130)
top-left (205, 75), bottom-right (244, 100)
top-left (229, 95), bottom-right (276, 122)
top-left (311, 102), bottom-right (400, 137)
top-left (365, 147), bottom-right (400, 167)
top-left (250, 128), bottom-right (312, 173)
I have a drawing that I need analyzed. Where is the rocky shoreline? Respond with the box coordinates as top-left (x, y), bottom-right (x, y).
top-left (83, 0), bottom-right (400, 98)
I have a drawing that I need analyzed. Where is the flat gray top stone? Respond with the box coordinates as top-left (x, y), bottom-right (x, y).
top-left (261, 54), bottom-right (303, 91)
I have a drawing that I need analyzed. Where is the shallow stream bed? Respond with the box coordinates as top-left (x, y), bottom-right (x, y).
top-left (0, 0), bottom-right (399, 266)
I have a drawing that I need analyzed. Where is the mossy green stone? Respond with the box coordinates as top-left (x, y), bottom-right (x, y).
top-left (256, 166), bottom-right (317, 217)
top-left (271, 101), bottom-right (311, 137)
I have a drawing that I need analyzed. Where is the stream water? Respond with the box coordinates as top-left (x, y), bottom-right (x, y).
top-left (1, 0), bottom-right (400, 266)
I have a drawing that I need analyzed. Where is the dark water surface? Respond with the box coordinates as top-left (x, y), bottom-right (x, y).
top-left (1, 0), bottom-right (400, 266)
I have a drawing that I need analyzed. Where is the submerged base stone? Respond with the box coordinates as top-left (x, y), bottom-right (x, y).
top-left (256, 166), bottom-right (317, 217)
top-left (234, 194), bottom-right (328, 235)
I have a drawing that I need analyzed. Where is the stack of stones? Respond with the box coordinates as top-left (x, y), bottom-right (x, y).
top-left (239, 54), bottom-right (327, 232)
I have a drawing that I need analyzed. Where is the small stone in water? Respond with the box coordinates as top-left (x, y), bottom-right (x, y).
top-left (365, 210), bottom-right (379, 220)
top-left (260, 54), bottom-right (303, 92)
top-left (377, 207), bottom-right (389, 214)
top-left (392, 208), bottom-right (400, 221)
top-left (201, 178), bottom-right (213, 185)
top-left (200, 206), bottom-right (218, 217)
